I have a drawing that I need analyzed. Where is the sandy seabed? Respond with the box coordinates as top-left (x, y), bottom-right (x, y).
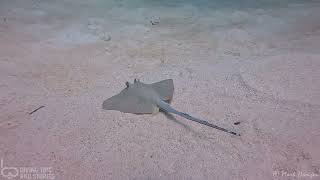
top-left (0, 0), bottom-right (319, 179)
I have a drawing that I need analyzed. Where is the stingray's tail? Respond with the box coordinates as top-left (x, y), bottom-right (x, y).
top-left (157, 100), bottom-right (240, 136)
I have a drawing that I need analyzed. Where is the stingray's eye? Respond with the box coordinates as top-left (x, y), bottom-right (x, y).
top-left (134, 78), bottom-right (139, 83)
top-left (125, 82), bottom-right (130, 88)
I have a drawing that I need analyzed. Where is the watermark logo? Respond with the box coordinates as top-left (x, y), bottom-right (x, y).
top-left (1, 159), bottom-right (55, 180)
top-left (1, 159), bottom-right (18, 179)
top-left (273, 170), bottom-right (319, 179)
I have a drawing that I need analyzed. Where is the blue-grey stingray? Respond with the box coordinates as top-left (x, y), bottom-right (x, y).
top-left (103, 79), bottom-right (240, 136)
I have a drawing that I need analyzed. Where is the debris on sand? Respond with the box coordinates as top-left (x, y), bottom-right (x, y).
top-left (150, 16), bottom-right (160, 25)
top-left (150, 20), bottom-right (159, 25)
top-left (29, 105), bottom-right (45, 115)
top-left (234, 121), bottom-right (241, 125)
top-left (100, 33), bottom-right (111, 41)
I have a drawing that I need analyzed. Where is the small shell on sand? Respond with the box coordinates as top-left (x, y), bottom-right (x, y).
top-left (100, 33), bottom-right (111, 41)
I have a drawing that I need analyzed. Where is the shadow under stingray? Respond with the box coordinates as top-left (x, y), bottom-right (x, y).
top-left (160, 109), bottom-right (203, 136)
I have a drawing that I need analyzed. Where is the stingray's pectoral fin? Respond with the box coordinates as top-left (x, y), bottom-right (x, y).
top-left (150, 79), bottom-right (174, 101)
top-left (102, 90), bottom-right (159, 114)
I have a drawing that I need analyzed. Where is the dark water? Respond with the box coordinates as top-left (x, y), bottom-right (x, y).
top-left (105, 0), bottom-right (312, 9)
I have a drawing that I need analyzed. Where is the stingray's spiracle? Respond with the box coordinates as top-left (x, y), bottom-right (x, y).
top-left (125, 81), bottom-right (130, 88)
top-left (134, 78), bottom-right (139, 83)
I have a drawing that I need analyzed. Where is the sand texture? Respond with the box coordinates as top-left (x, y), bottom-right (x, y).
top-left (0, 0), bottom-right (319, 179)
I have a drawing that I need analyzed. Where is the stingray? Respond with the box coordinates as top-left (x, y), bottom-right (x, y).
top-left (102, 79), bottom-right (240, 136)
